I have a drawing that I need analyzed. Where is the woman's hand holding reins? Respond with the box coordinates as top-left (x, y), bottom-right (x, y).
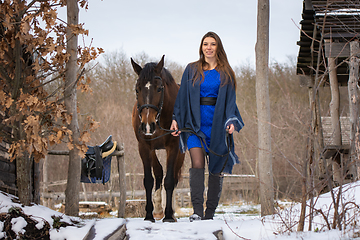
top-left (226, 124), bottom-right (235, 135)
top-left (170, 120), bottom-right (181, 136)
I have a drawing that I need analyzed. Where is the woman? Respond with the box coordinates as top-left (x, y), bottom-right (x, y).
top-left (170, 31), bottom-right (244, 221)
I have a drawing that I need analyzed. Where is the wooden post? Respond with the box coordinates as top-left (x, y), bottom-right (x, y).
top-left (326, 39), bottom-right (342, 183)
top-left (348, 40), bottom-right (360, 180)
top-left (117, 144), bottom-right (126, 218)
top-left (81, 183), bottom-right (88, 202)
top-left (42, 155), bottom-right (48, 207)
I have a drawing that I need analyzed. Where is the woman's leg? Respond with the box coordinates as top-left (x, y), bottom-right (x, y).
top-left (204, 173), bottom-right (223, 219)
top-left (189, 147), bottom-right (205, 169)
top-left (189, 147), bottom-right (205, 220)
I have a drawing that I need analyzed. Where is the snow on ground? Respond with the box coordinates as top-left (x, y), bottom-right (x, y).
top-left (0, 181), bottom-right (360, 239)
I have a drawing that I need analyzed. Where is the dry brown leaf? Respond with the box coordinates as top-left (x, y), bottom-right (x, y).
top-left (79, 131), bottom-right (91, 143)
top-left (67, 142), bottom-right (74, 151)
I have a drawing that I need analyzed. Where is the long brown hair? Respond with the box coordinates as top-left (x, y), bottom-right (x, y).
top-left (191, 31), bottom-right (236, 89)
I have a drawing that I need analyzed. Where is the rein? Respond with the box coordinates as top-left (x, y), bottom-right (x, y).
top-left (173, 127), bottom-right (232, 175)
top-left (138, 124), bottom-right (232, 175)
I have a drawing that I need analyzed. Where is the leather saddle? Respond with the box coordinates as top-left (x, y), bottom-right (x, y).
top-left (81, 135), bottom-right (117, 184)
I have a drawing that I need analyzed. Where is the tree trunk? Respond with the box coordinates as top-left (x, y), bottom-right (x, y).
top-left (255, 0), bottom-right (274, 216)
top-left (13, 13), bottom-right (32, 205)
top-left (348, 40), bottom-right (360, 180)
top-left (308, 80), bottom-right (324, 230)
top-left (327, 42), bottom-right (342, 183)
top-left (16, 134), bottom-right (32, 206)
top-left (308, 20), bottom-right (325, 231)
top-left (311, 87), bottom-right (324, 176)
top-left (64, 0), bottom-right (81, 216)
top-left (328, 58), bottom-right (341, 146)
top-left (297, 138), bottom-right (310, 231)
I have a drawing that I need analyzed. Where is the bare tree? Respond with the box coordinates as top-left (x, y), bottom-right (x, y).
top-left (64, 0), bottom-right (81, 216)
top-left (255, 0), bottom-right (274, 216)
top-left (348, 40), bottom-right (360, 179)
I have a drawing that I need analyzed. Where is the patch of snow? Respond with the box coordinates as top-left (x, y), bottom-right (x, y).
top-left (92, 218), bottom-right (126, 240)
top-left (11, 217), bottom-right (27, 235)
top-left (35, 219), bottom-right (45, 229)
top-left (49, 219), bottom-right (95, 240)
top-left (0, 181), bottom-right (360, 239)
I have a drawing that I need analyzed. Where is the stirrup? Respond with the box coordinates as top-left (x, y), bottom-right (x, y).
top-left (189, 214), bottom-right (202, 222)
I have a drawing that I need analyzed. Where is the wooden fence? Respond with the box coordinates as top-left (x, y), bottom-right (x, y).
top-left (41, 173), bottom-right (258, 211)
top-left (44, 142), bottom-right (127, 217)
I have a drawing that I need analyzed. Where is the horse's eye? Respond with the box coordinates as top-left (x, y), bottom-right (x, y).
top-left (136, 89), bottom-right (139, 94)
top-left (157, 87), bottom-right (163, 92)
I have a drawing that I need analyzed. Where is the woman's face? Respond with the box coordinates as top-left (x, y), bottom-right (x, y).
top-left (202, 37), bottom-right (217, 60)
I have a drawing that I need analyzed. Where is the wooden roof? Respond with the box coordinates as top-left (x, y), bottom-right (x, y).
top-left (296, 0), bottom-right (360, 86)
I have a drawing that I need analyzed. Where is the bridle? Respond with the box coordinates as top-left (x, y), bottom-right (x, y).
top-left (136, 76), bottom-right (164, 124)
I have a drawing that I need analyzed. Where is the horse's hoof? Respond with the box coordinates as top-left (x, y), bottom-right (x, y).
top-left (153, 211), bottom-right (164, 221)
top-left (144, 217), bottom-right (155, 223)
top-left (163, 216), bottom-right (177, 223)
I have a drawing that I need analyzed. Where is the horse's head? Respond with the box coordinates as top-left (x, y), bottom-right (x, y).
top-left (131, 55), bottom-right (165, 136)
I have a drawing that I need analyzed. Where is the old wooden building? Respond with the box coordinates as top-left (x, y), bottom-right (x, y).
top-left (297, 0), bottom-right (360, 186)
top-left (0, 113), bottom-right (40, 203)
top-left (0, 113), bottom-right (17, 196)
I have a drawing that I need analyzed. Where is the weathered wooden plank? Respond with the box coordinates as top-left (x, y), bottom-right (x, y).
top-left (0, 170), bottom-right (16, 186)
top-left (42, 190), bottom-right (146, 200)
top-left (0, 144), bottom-right (9, 159)
top-left (48, 149), bottom-right (124, 156)
top-left (322, 117), bottom-right (359, 145)
top-left (48, 150), bottom-right (70, 155)
top-left (0, 185), bottom-right (18, 196)
top-left (300, 19), bottom-right (315, 25)
top-left (104, 224), bottom-right (127, 240)
top-left (325, 42), bottom-right (350, 58)
top-left (298, 52), bottom-right (319, 58)
top-left (297, 56), bottom-right (318, 63)
top-left (323, 32), bottom-right (360, 39)
top-left (322, 144), bottom-right (350, 159)
top-left (0, 144), bottom-right (7, 152)
top-left (0, 159), bottom-right (15, 174)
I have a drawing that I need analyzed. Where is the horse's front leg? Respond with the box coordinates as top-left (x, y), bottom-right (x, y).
top-left (163, 146), bottom-right (184, 222)
top-left (152, 151), bottom-right (164, 220)
top-left (140, 147), bottom-right (155, 222)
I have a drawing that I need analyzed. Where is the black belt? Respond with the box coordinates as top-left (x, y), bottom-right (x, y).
top-left (200, 97), bottom-right (217, 105)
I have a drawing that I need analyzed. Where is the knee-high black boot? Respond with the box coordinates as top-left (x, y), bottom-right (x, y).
top-left (189, 168), bottom-right (204, 220)
top-left (204, 173), bottom-right (223, 220)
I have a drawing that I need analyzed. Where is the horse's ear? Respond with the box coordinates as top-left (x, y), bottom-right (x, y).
top-left (131, 58), bottom-right (142, 76)
top-left (155, 55), bottom-right (165, 74)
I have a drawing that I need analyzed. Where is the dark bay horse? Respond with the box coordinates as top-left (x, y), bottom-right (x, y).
top-left (131, 55), bottom-right (185, 222)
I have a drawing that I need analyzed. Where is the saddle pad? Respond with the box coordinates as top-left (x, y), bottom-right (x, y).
top-left (80, 155), bottom-right (112, 184)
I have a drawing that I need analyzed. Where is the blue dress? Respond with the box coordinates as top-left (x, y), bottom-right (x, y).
top-left (173, 63), bottom-right (244, 174)
top-left (187, 69), bottom-right (220, 152)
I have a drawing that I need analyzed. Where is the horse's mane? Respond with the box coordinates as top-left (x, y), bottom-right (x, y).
top-left (139, 62), bottom-right (175, 86)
